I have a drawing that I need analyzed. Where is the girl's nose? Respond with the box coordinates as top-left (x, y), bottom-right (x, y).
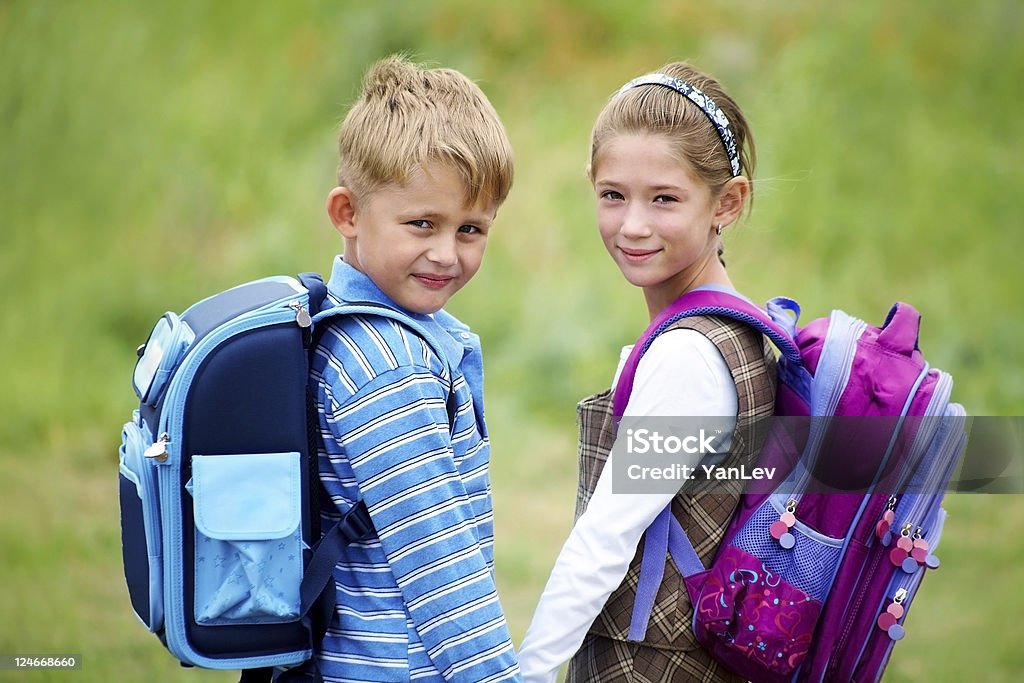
top-left (620, 207), bottom-right (652, 239)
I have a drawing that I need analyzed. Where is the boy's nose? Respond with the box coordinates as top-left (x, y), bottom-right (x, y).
top-left (426, 235), bottom-right (459, 267)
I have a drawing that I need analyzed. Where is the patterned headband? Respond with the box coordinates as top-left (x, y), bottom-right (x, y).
top-left (617, 73), bottom-right (741, 177)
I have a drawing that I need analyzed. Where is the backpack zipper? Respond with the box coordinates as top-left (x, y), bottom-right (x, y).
top-left (846, 505), bottom-right (949, 678)
top-left (144, 432), bottom-right (171, 462)
top-left (812, 359), bottom-right (932, 682)
top-left (826, 396), bottom-right (965, 680)
top-left (288, 300), bottom-right (312, 328)
top-left (779, 311), bottom-right (866, 513)
top-left (881, 403), bottom-right (966, 565)
top-left (874, 371), bottom-right (955, 545)
top-left (872, 507), bottom-right (948, 666)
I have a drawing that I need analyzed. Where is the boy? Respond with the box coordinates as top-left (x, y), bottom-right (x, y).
top-left (310, 55), bottom-right (520, 682)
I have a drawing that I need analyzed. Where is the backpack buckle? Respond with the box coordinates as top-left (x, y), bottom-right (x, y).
top-left (339, 502), bottom-right (373, 542)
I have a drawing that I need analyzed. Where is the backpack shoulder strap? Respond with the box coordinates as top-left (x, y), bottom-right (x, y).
top-left (299, 270), bottom-right (458, 395)
top-left (297, 271), bottom-right (328, 316)
top-left (314, 302), bottom-right (455, 379)
top-left (295, 292), bottom-right (462, 657)
top-left (612, 289), bottom-right (802, 418)
top-left (312, 301), bottom-right (459, 426)
top-left (617, 290), bottom-right (803, 641)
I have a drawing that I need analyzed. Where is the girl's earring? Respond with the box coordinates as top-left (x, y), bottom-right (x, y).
top-left (716, 223), bottom-right (723, 236)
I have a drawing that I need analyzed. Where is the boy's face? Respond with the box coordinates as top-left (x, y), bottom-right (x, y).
top-left (328, 161), bottom-right (496, 315)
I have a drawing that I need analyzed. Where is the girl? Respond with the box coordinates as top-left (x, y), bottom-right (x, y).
top-left (518, 62), bottom-right (777, 682)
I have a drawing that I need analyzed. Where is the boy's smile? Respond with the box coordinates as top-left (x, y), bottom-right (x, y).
top-left (327, 161), bottom-right (496, 315)
top-left (411, 272), bottom-right (456, 289)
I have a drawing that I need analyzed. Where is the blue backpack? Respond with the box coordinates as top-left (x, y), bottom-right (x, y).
top-left (118, 273), bottom-right (454, 681)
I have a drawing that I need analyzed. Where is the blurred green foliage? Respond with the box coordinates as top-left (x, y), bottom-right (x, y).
top-left (1, 1), bottom-right (1021, 680)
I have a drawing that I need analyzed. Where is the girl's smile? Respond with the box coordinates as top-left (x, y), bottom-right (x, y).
top-left (618, 246), bottom-right (662, 264)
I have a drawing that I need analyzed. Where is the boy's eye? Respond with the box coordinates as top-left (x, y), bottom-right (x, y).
top-left (458, 224), bottom-right (482, 235)
top-left (600, 190), bottom-right (624, 201)
top-left (407, 220), bottom-right (432, 229)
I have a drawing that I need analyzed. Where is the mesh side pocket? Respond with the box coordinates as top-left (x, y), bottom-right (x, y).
top-left (119, 414), bottom-right (163, 632)
top-left (730, 498), bottom-right (843, 602)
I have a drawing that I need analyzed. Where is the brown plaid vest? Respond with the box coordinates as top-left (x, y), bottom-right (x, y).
top-left (574, 316), bottom-right (777, 654)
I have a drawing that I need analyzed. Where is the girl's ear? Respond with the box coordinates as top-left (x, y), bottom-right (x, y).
top-left (713, 176), bottom-right (750, 229)
top-left (326, 187), bottom-right (358, 239)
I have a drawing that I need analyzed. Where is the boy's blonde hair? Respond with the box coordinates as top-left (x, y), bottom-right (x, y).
top-left (337, 55), bottom-right (514, 207)
top-left (589, 61), bottom-right (756, 206)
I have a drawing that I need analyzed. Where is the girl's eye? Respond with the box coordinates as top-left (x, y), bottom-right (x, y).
top-left (407, 220), bottom-right (432, 229)
top-left (600, 190), bottom-right (624, 201)
top-left (653, 194), bottom-right (678, 204)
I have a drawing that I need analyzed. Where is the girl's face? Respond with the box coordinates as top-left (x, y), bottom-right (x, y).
top-left (593, 133), bottom-right (727, 317)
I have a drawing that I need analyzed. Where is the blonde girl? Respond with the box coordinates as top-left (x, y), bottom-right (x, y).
top-left (519, 62), bottom-right (776, 682)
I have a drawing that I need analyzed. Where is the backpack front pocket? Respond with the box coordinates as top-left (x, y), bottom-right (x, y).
top-left (692, 496), bottom-right (844, 677)
top-left (189, 452), bottom-right (303, 626)
top-left (118, 413), bottom-right (164, 632)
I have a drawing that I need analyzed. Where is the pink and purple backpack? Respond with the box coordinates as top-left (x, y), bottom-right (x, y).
top-left (614, 289), bottom-right (967, 682)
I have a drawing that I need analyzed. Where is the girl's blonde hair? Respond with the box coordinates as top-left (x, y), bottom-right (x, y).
top-left (337, 55), bottom-right (514, 206)
top-left (589, 62), bottom-right (755, 206)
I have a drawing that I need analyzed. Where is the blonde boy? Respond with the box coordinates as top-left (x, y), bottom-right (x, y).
top-left (310, 56), bottom-right (519, 681)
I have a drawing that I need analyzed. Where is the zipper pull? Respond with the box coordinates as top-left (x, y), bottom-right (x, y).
top-left (769, 499), bottom-right (798, 549)
top-left (144, 432), bottom-right (171, 462)
top-left (877, 588), bottom-right (908, 640)
top-left (290, 300), bottom-right (312, 328)
top-left (913, 526), bottom-right (942, 569)
top-left (890, 523), bottom-right (919, 573)
top-left (910, 527), bottom-right (930, 564)
top-left (876, 495), bottom-right (898, 544)
top-left (897, 522), bottom-right (914, 551)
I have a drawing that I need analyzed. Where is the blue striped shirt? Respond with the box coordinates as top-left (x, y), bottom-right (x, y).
top-left (310, 257), bottom-right (520, 683)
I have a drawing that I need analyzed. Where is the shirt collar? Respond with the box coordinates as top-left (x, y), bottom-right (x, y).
top-left (326, 255), bottom-right (473, 366)
top-left (327, 255), bottom-right (400, 310)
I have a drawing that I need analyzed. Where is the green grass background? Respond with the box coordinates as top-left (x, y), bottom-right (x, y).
top-left (2, 1), bottom-right (1022, 680)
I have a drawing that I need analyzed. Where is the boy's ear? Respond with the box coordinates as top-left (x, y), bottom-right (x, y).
top-left (326, 187), bottom-right (358, 239)
top-left (713, 176), bottom-right (750, 229)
